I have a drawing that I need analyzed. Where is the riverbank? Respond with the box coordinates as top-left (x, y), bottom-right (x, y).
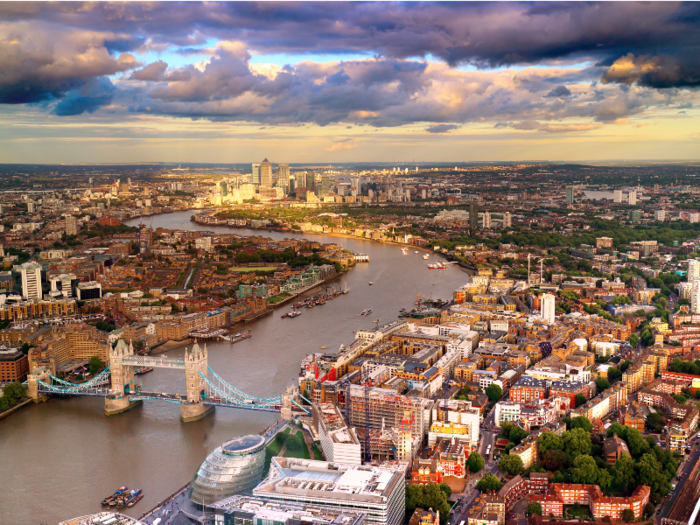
top-left (0, 397), bottom-right (32, 421)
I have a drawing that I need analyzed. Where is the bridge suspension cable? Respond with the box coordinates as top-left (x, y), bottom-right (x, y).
top-left (200, 368), bottom-right (282, 410)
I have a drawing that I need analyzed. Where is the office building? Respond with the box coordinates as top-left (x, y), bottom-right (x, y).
top-left (629, 210), bottom-right (642, 222)
top-left (189, 435), bottom-right (266, 506)
top-left (351, 175), bottom-right (361, 196)
top-left (541, 294), bottom-right (556, 324)
top-left (482, 212), bottom-right (491, 229)
top-left (0, 347), bottom-right (29, 382)
top-left (469, 202), bottom-right (479, 228)
top-left (260, 158), bottom-right (273, 188)
top-left (65, 215), bottom-right (78, 236)
top-left (306, 171), bottom-right (316, 189)
top-left (139, 227), bottom-right (152, 254)
top-left (689, 260), bottom-right (700, 281)
top-left (628, 190), bottom-right (637, 205)
top-left (278, 163), bottom-right (290, 193)
top-left (208, 497), bottom-right (366, 525)
top-left (313, 402), bottom-right (361, 465)
top-left (691, 280), bottom-right (700, 314)
top-left (613, 190), bottom-right (622, 203)
top-left (253, 457), bottom-right (406, 525)
top-left (14, 262), bottom-right (42, 301)
top-left (318, 173), bottom-right (331, 199)
top-left (566, 186), bottom-right (575, 203)
top-left (655, 209), bottom-right (666, 221)
top-left (77, 281), bottom-right (103, 301)
top-left (252, 163), bottom-right (261, 185)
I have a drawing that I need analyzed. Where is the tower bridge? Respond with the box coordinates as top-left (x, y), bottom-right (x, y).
top-left (27, 339), bottom-right (307, 422)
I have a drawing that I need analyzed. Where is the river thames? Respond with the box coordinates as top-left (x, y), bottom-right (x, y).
top-left (0, 210), bottom-right (470, 524)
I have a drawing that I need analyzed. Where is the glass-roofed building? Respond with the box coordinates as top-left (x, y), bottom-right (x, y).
top-left (189, 435), bottom-right (266, 507)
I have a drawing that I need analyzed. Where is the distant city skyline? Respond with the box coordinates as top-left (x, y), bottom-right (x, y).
top-left (0, 2), bottom-right (699, 163)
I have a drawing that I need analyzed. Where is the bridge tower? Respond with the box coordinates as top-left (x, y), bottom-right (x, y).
top-left (27, 366), bottom-right (50, 403)
top-left (180, 343), bottom-right (214, 422)
top-left (281, 387), bottom-right (293, 421)
top-left (105, 339), bottom-right (141, 416)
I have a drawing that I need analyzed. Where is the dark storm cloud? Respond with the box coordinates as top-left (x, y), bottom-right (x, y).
top-left (2, 2), bottom-right (699, 84)
top-left (0, 22), bottom-right (139, 104)
top-left (53, 76), bottom-right (115, 116)
top-left (544, 86), bottom-right (572, 98)
top-left (0, 2), bottom-right (699, 127)
top-left (426, 124), bottom-right (460, 134)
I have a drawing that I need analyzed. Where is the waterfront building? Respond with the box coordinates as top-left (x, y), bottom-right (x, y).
top-left (189, 435), bottom-right (267, 506)
top-left (253, 457), bottom-right (406, 525)
top-left (0, 347), bottom-right (29, 382)
top-left (566, 186), bottom-right (575, 203)
top-left (59, 513), bottom-right (145, 525)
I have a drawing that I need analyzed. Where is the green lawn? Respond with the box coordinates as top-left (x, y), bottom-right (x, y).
top-left (313, 443), bottom-right (324, 460)
top-left (267, 294), bottom-right (291, 304)
top-left (230, 267), bottom-right (277, 273)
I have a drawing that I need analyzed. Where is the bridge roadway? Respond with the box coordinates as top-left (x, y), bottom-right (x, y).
top-left (122, 355), bottom-right (185, 369)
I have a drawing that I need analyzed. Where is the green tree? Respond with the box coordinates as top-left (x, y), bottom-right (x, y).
top-left (562, 428), bottom-right (592, 459)
top-left (596, 376), bottom-right (610, 391)
top-left (612, 454), bottom-right (636, 493)
top-left (537, 432), bottom-right (563, 456)
top-left (467, 452), bottom-right (485, 473)
top-left (636, 453), bottom-right (670, 495)
top-left (574, 393), bottom-right (587, 407)
top-left (498, 455), bottom-right (524, 476)
top-left (571, 455), bottom-right (599, 484)
top-left (509, 426), bottom-right (529, 446)
top-left (607, 422), bottom-right (627, 438)
top-left (405, 484), bottom-right (451, 525)
top-left (646, 412), bottom-right (666, 432)
top-left (629, 334), bottom-right (639, 347)
top-left (622, 509), bottom-right (635, 522)
top-left (438, 483), bottom-right (452, 499)
top-left (570, 416), bottom-right (594, 433)
top-left (625, 428), bottom-right (650, 457)
top-left (476, 473), bottom-right (502, 492)
top-left (543, 449), bottom-right (572, 472)
top-left (528, 502), bottom-right (543, 517)
top-left (485, 384), bottom-right (503, 402)
top-left (88, 356), bottom-right (104, 375)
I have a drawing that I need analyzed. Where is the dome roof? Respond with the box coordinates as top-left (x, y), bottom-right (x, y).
top-left (188, 435), bottom-right (266, 507)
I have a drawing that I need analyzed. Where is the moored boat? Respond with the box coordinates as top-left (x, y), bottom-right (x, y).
top-left (135, 367), bottom-right (153, 375)
top-left (361, 308), bottom-right (372, 316)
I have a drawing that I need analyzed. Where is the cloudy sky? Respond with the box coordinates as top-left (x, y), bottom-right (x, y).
top-left (1, 1), bottom-right (699, 164)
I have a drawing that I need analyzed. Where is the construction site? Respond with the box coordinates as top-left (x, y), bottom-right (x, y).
top-left (346, 384), bottom-right (434, 461)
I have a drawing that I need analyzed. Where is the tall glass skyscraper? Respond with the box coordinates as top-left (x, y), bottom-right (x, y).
top-left (277, 163), bottom-right (290, 193)
top-left (260, 158), bottom-right (272, 187)
top-left (252, 163), bottom-right (260, 185)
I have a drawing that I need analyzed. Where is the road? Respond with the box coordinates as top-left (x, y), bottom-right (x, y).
top-left (448, 408), bottom-right (501, 525)
top-left (657, 439), bottom-right (700, 524)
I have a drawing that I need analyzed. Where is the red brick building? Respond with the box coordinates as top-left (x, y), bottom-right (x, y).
top-left (530, 484), bottom-right (650, 519)
top-left (0, 348), bottom-right (29, 383)
top-left (509, 377), bottom-right (547, 403)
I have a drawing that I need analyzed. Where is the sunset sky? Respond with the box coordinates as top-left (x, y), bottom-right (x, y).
top-left (1, 2), bottom-right (699, 164)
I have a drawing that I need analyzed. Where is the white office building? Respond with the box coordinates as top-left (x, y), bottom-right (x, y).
top-left (688, 259), bottom-right (700, 281)
top-left (628, 191), bottom-right (637, 206)
top-left (691, 280), bottom-right (700, 314)
top-left (254, 458), bottom-right (406, 525)
top-left (15, 262), bottom-right (42, 301)
top-left (541, 293), bottom-right (556, 324)
top-left (313, 402), bottom-right (361, 465)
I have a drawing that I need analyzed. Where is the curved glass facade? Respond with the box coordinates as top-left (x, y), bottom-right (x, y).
top-left (188, 435), bottom-right (266, 507)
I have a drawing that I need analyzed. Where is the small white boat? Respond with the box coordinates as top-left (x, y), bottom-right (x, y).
top-left (401, 247), bottom-right (408, 254)
top-left (369, 282), bottom-right (374, 285)
top-left (423, 254), bottom-right (430, 260)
